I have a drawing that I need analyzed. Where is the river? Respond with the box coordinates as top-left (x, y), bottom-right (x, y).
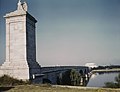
top-left (87, 72), bottom-right (120, 87)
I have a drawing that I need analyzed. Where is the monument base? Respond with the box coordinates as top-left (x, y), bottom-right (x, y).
top-left (0, 68), bottom-right (29, 80)
top-left (0, 60), bottom-right (41, 80)
top-left (0, 61), bottom-right (30, 80)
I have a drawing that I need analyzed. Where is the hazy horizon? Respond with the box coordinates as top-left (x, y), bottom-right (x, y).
top-left (0, 0), bottom-right (120, 66)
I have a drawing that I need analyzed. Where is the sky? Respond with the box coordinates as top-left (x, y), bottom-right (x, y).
top-left (0, 0), bottom-right (120, 66)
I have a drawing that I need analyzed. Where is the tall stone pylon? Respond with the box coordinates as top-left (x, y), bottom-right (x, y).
top-left (0, 0), bottom-right (41, 80)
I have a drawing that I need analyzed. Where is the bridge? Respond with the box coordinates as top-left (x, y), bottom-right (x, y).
top-left (32, 66), bottom-right (90, 85)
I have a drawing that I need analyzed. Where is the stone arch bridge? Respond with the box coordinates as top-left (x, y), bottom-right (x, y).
top-left (33, 66), bottom-right (90, 84)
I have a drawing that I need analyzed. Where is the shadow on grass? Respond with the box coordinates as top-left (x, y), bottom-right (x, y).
top-left (0, 87), bottom-right (14, 91)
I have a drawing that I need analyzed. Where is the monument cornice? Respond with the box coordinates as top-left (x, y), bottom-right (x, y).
top-left (4, 10), bottom-right (37, 23)
top-left (4, 10), bottom-right (27, 18)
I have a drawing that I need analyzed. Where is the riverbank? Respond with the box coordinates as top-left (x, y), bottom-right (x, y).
top-left (92, 68), bottom-right (120, 73)
top-left (1, 84), bottom-right (120, 92)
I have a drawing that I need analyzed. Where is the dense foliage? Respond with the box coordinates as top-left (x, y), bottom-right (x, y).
top-left (0, 75), bottom-right (31, 86)
top-left (58, 69), bottom-right (82, 86)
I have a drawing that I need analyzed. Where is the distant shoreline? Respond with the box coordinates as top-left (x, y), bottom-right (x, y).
top-left (92, 68), bottom-right (120, 73)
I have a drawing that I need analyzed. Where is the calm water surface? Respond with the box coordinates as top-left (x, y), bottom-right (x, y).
top-left (87, 72), bottom-right (120, 87)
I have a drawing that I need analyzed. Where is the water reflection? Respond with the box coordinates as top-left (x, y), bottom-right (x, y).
top-left (87, 72), bottom-right (120, 87)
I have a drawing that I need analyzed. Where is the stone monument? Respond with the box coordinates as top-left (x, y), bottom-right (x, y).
top-left (0, 0), bottom-right (41, 80)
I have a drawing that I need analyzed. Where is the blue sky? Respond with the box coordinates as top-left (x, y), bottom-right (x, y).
top-left (0, 0), bottom-right (120, 66)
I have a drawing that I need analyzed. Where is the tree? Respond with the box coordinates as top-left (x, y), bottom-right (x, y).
top-left (70, 69), bottom-right (81, 86)
top-left (60, 69), bottom-right (82, 86)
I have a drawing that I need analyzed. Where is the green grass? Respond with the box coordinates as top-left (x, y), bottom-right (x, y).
top-left (4, 84), bottom-right (120, 92)
top-left (0, 75), bottom-right (120, 92)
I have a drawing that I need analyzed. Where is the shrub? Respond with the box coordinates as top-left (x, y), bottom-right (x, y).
top-left (104, 82), bottom-right (117, 88)
top-left (0, 75), bottom-right (31, 86)
top-left (104, 73), bottom-right (120, 88)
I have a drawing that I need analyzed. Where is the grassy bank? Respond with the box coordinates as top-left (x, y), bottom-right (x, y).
top-left (0, 75), bottom-right (120, 92)
top-left (1, 84), bottom-right (119, 92)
